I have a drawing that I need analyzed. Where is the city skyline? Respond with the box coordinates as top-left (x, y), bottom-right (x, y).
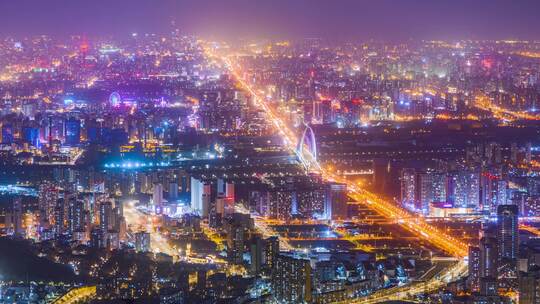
top-left (1, 0), bottom-right (540, 40)
top-left (2, 2), bottom-right (540, 303)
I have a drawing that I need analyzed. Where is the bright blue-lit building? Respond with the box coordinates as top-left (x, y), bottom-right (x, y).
top-left (22, 127), bottom-right (40, 147)
top-left (64, 118), bottom-right (81, 145)
top-left (1, 124), bottom-right (13, 144)
top-left (102, 128), bottom-right (128, 145)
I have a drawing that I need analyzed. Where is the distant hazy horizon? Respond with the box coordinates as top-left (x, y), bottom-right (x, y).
top-left (1, 0), bottom-right (540, 41)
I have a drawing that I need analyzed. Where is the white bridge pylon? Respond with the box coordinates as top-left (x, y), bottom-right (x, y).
top-left (296, 123), bottom-right (320, 171)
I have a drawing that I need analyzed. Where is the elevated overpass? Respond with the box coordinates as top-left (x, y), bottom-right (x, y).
top-left (52, 286), bottom-right (96, 304)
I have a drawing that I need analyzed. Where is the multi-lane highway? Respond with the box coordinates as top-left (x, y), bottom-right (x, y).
top-left (345, 259), bottom-right (467, 304)
top-left (203, 44), bottom-right (471, 302)
top-left (52, 286), bottom-right (96, 304)
top-left (208, 46), bottom-right (468, 257)
top-left (123, 200), bottom-right (178, 257)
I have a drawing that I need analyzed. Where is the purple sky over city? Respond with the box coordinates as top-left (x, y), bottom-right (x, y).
top-left (1, 0), bottom-right (540, 40)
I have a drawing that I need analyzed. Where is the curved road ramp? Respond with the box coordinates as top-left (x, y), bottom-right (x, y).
top-left (52, 286), bottom-right (97, 304)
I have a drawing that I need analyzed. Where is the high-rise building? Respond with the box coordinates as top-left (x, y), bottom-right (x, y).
top-left (250, 236), bottom-right (264, 275)
top-left (38, 183), bottom-right (58, 227)
top-left (5, 198), bottom-right (24, 236)
top-left (469, 246), bottom-right (481, 293)
top-left (269, 189), bottom-right (294, 220)
top-left (400, 168), bottom-right (416, 208)
top-left (250, 190), bottom-right (270, 216)
top-left (117, 215), bottom-right (127, 241)
top-left (202, 182), bottom-right (212, 218)
top-left (105, 231), bottom-right (120, 250)
top-left (168, 182), bottom-right (178, 201)
top-left (519, 268), bottom-right (540, 304)
top-left (54, 198), bottom-right (66, 236)
top-left (99, 201), bottom-right (113, 232)
top-left (153, 183), bottom-right (164, 206)
top-left (325, 183), bottom-right (348, 220)
top-left (1, 124), bottom-right (13, 144)
top-left (321, 100), bottom-right (333, 124)
top-left (217, 178), bottom-right (225, 195)
top-left (208, 199), bottom-right (221, 228)
top-left (297, 187), bottom-right (325, 218)
top-left (451, 170), bottom-right (480, 209)
top-left (417, 171), bottom-right (447, 214)
top-left (312, 99), bottom-right (322, 124)
top-left (264, 236), bottom-right (280, 273)
top-left (226, 213), bottom-right (250, 264)
top-left (431, 173), bottom-right (447, 203)
top-left (135, 231), bottom-right (151, 253)
top-left (179, 173), bottom-right (189, 194)
top-left (497, 204), bottom-right (519, 261)
top-left (68, 200), bottom-right (86, 235)
top-left (479, 225), bottom-right (499, 296)
top-left (196, 270), bottom-right (207, 291)
top-left (22, 126), bottom-right (40, 147)
top-left (272, 254), bottom-right (313, 303)
top-left (497, 180), bottom-right (508, 207)
top-left (90, 228), bottom-right (106, 248)
top-left (191, 177), bottom-right (204, 215)
top-left (480, 170), bottom-right (508, 214)
top-left (225, 182), bottom-right (235, 201)
top-left (64, 117), bottom-right (81, 145)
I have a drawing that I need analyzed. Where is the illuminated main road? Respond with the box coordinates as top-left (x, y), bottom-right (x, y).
top-left (205, 46), bottom-right (468, 258)
top-left (235, 204), bottom-right (294, 251)
top-left (520, 223), bottom-right (540, 237)
top-left (52, 286), bottom-right (96, 304)
top-left (124, 201), bottom-right (228, 265)
top-left (202, 44), bottom-right (470, 302)
top-left (474, 94), bottom-right (540, 121)
top-left (344, 259), bottom-right (467, 304)
top-left (123, 201), bottom-right (177, 257)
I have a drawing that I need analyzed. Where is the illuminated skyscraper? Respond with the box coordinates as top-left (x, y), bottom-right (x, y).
top-left (1, 124), bottom-right (13, 144)
top-left (400, 168), bottom-right (416, 208)
top-left (497, 204), bottom-right (519, 261)
top-left (479, 225), bottom-right (498, 296)
top-left (64, 117), bottom-right (81, 145)
top-left (38, 183), bottom-right (59, 226)
top-left (297, 187), bottom-right (325, 218)
top-left (264, 236), bottom-right (279, 272)
top-left (99, 201), bottom-right (113, 232)
top-left (153, 183), bottom-right (164, 206)
top-left (168, 182), bottom-right (178, 201)
top-left (272, 254), bottom-right (313, 303)
top-left (202, 182), bottom-right (212, 218)
top-left (22, 126), bottom-right (40, 147)
top-left (135, 231), bottom-right (151, 253)
top-left (468, 246), bottom-right (481, 292)
top-left (325, 183), bottom-right (348, 220)
top-left (417, 171), bottom-right (447, 214)
top-left (226, 213), bottom-right (250, 264)
top-left (5, 198), bottom-right (23, 236)
top-left (250, 236), bottom-right (264, 275)
top-left (225, 182), bottom-right (235, 200)
top-left (54, 199), bottom-right (66, 236)
top-left (190, 177), bottom-right (204, 215)
top-left (312, 99), bottom-right (322, 124)
top-left (269, 189), bottom-right (294, 220)
top-left (480, 170), bottom-right (508, 214)
top-left (68, 200), bottom-right (86, 234)
top-left (451, 170), bottom-right (480, 209)
top-left (519, 269), bottom-right (540, 304)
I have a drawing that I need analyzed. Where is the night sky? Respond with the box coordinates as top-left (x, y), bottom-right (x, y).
top-left (1, 0), bottom-right (540, 40)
